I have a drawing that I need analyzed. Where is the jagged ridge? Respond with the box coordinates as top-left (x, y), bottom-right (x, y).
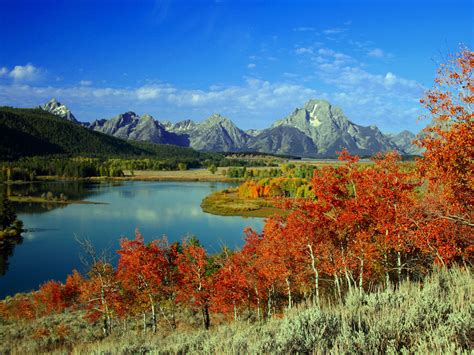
top-left (40, 98), bottom-right (422, 157)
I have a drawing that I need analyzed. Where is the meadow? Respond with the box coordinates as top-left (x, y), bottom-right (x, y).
top-left (0, 267), bottom-right (470, 354)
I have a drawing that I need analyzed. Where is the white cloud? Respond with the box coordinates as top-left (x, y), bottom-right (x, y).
top-left (295, 47), bottom-right (313, 55)
top-left (288, 42), bottom-right (424, 130)
top-left (323, 28), bottom-right (345, 35)
top-left (0, 67), bottom-right (8, 77)
top-left (136, 86), bottom-right (162, 100)
top-left (136, 85), bottom-right (176, 100)
top-left (384, 72), bottom-right (397, 86)
top-left (247, 63), bottom-right (256, 69)
top-left (0, 48), bottom-right (424, 132)
top-left (293, 27), bottom-right (316, 32)
top-left (0, 78), bottom-right (320, 129)
top-left (368, 48), bottom-right (385, 58)
top-left (8, 64), bottom-right (40, 81)
top-left (79, 80), bottom-right (92, 86)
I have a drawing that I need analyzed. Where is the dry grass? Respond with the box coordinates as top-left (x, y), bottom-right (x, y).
top-left (8, 196), bottom-right (106, 205)
top-left (120, 168), bottom-right (234, 182)
top-left (1, 267), bottom-right (470, 354)
top-left (36, 168), bottom-right (236, 183)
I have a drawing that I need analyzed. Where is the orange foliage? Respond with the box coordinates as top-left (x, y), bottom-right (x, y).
top-left (416, 48), bottom-right (473, 265)
top-left (34, 280), bottom-right (66, 316)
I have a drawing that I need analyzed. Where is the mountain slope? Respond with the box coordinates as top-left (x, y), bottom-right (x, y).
top-left (246, 126), bottom-right (317, 157)
top-left (92, 112), bottom-right (250, 152)
top-left (167, 119), bottom-right (198, 134)
top-left (173, 114), bottom-right (249, 151)
top-left (387, 130), bottom-right (424, 156)
top-left (89, 112), bottom-right (188, 146)
top-left (272, 99), bottom-right (399, 157)
top-left (0, 107), bottom-right (200, 159)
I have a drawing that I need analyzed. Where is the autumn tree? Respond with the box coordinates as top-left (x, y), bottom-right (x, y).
top-left (76, 237), bottom-right (120, 337)
top-left (34, 280), bottom-right (66, 316)
top-left (116, 230), bottom-right (168, 333)
top-left (211, 247), bottom-right (249, 321)
top-left (63, 270), bottom-right (84, 308)
top-left (416, 48), bottom-right (473, 266)
top-left (160, 240), bottom-right (181, 330)
top-left (176, 238), bottom-right (215, 330)
top-left (239, 227), bottom-right (272, 320)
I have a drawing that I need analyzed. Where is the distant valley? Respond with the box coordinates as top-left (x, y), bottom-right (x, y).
top-left (41, 98), bottom-right (423, 158)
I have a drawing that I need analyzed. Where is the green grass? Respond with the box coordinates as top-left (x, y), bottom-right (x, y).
top-left (1, 267), bottom-right (470, 354)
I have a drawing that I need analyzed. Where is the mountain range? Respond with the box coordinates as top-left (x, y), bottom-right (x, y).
top-left (0, 106), bottom-right (212, 160)
top-left (40, 98), bottom-right (423, 158)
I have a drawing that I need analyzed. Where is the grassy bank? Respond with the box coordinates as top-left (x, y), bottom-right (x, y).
top-left (0, 267), bottom-right (471, 354)
top-left (33, 168), bottom-right (237, 183)
top-left (120, 168), bottom-right (236, 182)
top-left (201, 188), bottom-right (286, 218)
top-left (8, 196), bottom-right (107, 205)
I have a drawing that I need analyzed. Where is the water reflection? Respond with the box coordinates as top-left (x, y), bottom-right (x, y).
top-left (0, 181), bottom-right (263, 298)
top-left (0, 234), bottom-right (23, 276)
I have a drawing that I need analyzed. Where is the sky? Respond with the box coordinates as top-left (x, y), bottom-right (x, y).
top-left (0, 0), bottom-right (472, 133)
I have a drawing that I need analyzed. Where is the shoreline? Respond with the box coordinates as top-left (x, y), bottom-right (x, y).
top-left (8, 196), bottom-right (108, 205)
top-left (34, 169), bottom-right (241, 183)
top-left (200, 188), bottom-right (286, 218)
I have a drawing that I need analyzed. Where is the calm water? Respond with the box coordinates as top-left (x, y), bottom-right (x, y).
top-left (0, 181), bottom-right (264, 298)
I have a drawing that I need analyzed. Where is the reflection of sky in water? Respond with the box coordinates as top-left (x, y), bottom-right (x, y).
top-left (0, 181), bottom-right (263, 298)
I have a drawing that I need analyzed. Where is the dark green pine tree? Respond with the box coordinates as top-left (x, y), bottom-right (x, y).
top-left (0, 193), bottom-right (16, 230)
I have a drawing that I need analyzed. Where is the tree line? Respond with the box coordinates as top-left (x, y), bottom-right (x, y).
top-left (0, 156), bottom-right (284, 181)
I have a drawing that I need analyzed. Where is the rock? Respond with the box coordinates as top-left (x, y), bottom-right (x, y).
top-left (40, 98), bottom-right (78, 123)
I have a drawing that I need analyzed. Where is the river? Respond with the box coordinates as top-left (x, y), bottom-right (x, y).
top-left (0, 181), bottom-right (264, 298)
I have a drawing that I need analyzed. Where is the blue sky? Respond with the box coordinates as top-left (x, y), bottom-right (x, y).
top-left (0, 0), bottom-right (472, 132)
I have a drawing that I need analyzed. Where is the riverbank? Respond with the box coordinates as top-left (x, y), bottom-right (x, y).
top-left (0, 227), bottom-right (22, 239)
top-left (32, 168), bottom-right (238, 183)
top-left (201, 188), bottom-right (286, 218)
top-left (8, 196), bottom-right (107, 205)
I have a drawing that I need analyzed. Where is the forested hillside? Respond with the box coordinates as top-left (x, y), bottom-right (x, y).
top-left (0, 107), bottom-right (209, 160)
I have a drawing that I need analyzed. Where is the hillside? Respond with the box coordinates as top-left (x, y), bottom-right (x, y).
top-left (0, 267), bottom-right (470, 353)
top-left (0, 107), bottom-right (209, 160)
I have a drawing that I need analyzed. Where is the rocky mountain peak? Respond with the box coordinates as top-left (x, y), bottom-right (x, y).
top-left (161, 120), bottom-right (173, 129)
top-left (116, 112), bottom-right (139, 126)
top-left (40, 98), bottom-right (78, 123)
top-left (303, 98), bottom-right (330, 111)
top-left (387, 130), bottom-right (424, 155)
top-left (273, 99), bottom-right (342, 134)
top-left (139, 113), bottom-right (158, 126)
top-left (203, 113), bottom-right (232, 126)
top-left (269, 98), bottom-right (401, 157)
top-left (170, 119), bottom-right (197, 133)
